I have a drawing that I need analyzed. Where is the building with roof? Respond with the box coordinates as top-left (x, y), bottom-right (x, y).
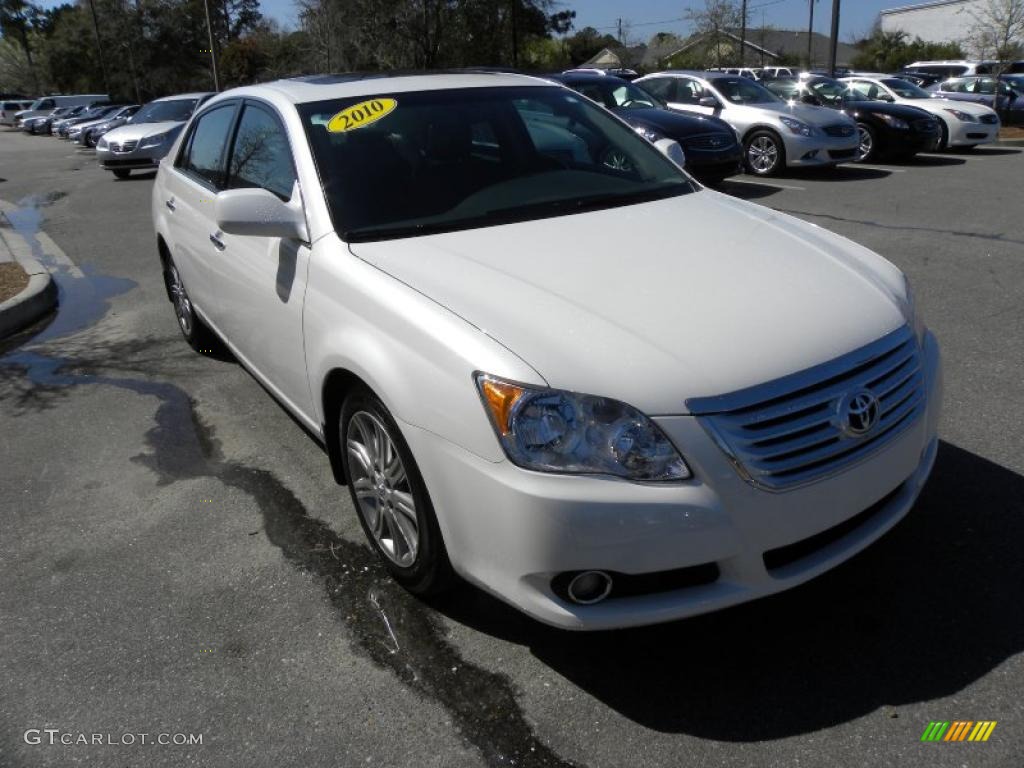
top-left (879, 1), bottom-right (986, 56)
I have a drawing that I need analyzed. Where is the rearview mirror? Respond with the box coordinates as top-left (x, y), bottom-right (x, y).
top-left (699, 95), bottom-right (719, 108)
top-left (215, 186), bottom-right (309, 242)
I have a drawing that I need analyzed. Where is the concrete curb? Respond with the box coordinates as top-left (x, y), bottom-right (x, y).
top-left (0, 232), bottom-right (58, 339)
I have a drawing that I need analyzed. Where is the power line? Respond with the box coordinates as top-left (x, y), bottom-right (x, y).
top-left (589, 0), bottom-right (788, 33)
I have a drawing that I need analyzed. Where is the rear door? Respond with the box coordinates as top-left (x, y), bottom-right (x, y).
top-left (161, 101), bottom-right (240, 322)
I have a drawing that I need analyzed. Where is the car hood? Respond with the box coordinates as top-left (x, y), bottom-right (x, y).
top-left (69, 117), bottom-right (109, 130)
top-left (102, 120), bottom-right (182, 142)
top-left (900, 96), bottom-right (995, 116)
top-left (842, 100), bottom-right (934, 121)
top-left (742, 101), bottom-right (852, 126)
top-left (348, 191), bottom-right (907, 414)
top-left (615, 107), bottom-right (734, 137)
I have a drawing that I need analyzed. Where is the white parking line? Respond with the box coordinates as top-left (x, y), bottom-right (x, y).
top-left (723, 178), bottom-right (807, 191)
top-left (855, 164), bottom-right (906, 172)
top-left (0, 197), bottom-right (85, 278)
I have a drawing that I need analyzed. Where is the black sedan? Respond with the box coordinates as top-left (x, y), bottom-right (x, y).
top-left (551, 73), bottom-right (742, 184)
top-left (765, 75), bottom-right (940, 162)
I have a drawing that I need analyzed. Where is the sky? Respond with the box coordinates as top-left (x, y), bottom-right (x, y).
top-left (251, 0), bottom-right (901, 40)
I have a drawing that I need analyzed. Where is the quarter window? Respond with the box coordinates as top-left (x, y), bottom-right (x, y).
top-left (641, 78), bottom-right (675, 101)
top-left (227, 104), bottom-right (296, 200)
top-left (179, 104), bottom-right (237, 190)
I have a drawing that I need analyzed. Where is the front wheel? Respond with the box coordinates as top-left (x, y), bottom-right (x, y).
top-left (341, 387), bottom-right (454, 595)
top-left (163, 257), bottom-right (216, 351)
top-left (855, 122), bottom-right (877, 162)
top-left (744, 130), bottom-right (785, 176)
top-left (936, 119), bottom-right (950, 151)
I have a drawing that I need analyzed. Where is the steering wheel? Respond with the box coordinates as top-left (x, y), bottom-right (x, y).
top-left (600, 147), bottom-right (634, 172)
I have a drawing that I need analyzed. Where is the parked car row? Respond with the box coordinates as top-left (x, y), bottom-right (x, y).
top-left (8, 91), bottom-right (213, 179)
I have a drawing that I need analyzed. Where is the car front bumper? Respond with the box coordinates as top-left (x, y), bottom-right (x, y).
top-left (96, 143), bottom-right (167, 171)
top-left (404, 330), bottom-right (942, 630)
top-left (782, 132), bottom-right (859, 167)
top-left (947, 119), bottom-right (999, 146)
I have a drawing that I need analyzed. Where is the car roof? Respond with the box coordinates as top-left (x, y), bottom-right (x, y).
top-left (230, 72), bottom-right (553, 105)
top-left (551, 73), bottom-right (629, 85)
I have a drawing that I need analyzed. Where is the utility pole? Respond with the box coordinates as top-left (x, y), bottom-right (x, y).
top-left (739, 0), bottom-right (747, 67)
top-left (202, 0), bottom-right (220, 91)
top-left (617, 17), bottom-right (623, 45)
top-left (511, 0), bottom-right (519, 68)
top-left (828, 0), bottom-right (840, 77)
top-left (807, 0), bottom-right (815, 70)
top-left (86, 0), bottom-right (111, 94)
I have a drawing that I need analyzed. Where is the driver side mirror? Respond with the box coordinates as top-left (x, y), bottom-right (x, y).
top-left (653, 137), bottom-right (686, 169)
top-left (215, 186), bottom-right (309, 242)
top-left (698, 95), bottom-right (719, 108)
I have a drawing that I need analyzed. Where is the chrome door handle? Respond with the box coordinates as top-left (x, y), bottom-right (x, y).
top-left (209, 233), bottom-right (225, 250)
top-left (165, 198), bottom-right (175, 211)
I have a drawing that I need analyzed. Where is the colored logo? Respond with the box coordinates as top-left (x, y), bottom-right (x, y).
top-left (839, 388), bottom-right (880, 437)
top-left (921, 721), bottom-right (997, 742)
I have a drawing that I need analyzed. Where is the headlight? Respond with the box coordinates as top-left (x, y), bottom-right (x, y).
top-left (96, 137), bottom-right (108, 149)
top-left (877, 113), bottom-right (909, 130)
top-left (779, 116), bottom-right (815, 137)
top-left (633, 124), bottom-right (664, 143)
top-left (139, 131), bottom-right (171, 149)
top-left (476, 374), bottom-right (691, 482)
top-left (944, 108), bottom-right (976, 122)
top-left (901, 274), bottom-right (926, 346)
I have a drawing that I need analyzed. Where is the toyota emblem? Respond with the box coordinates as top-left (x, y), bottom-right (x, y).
top-left (839, 389), bottom-right (880, 437)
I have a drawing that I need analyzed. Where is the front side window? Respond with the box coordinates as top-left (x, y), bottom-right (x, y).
top-left (641, 77), bottom-right (675, 101)
top-left (299, 86), bottom-right (694, 242)
top-left (677, 78), bottom-right (705, 103)
top-left (178, 104), bottom-right (237, 190)
top-left (227, 104), bottom-right (296, 200)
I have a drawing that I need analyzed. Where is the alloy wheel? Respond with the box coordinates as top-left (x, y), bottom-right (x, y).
top-left (747, 136), bottom-right (779, 174)
top-left (346, 411), bottom-right (419, 567)
top-left (857, 126), bottom-right (874, 162)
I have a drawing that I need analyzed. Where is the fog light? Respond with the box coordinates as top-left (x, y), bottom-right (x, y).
top-left (566, 571), bottom-right (613, 604)
top-left (801, 149), bottom-right (819, 160)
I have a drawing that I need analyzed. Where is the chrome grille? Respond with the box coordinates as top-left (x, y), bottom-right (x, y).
top-left (979, 113), bottom-right (998, 125)
top-left (823, 123), bottom-right (855, 138)
top-left (688, 326), bottom-right (925, 492)
top-left (110, 140), bottom-right (138, 153)
top-left (684, 133), bottom-right (736, 150)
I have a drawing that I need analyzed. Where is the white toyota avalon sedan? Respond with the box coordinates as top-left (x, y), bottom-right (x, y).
top-left (151, 73), bottom-right (942, 630)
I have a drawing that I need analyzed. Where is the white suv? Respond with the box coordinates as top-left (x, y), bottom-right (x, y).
top-left (636, 71), bottom-right (858, 175)
top-left (152, 72), bottom-right (941, 630)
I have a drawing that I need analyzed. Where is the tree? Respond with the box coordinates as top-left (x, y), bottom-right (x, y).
top-left (851, 26), bottom-right (964, 72)
top-left (685, 0), bottom-right (741, 68)
top-left (964, 0), bottom-right (1024, 110)
top-left (0, 0), bottom-right (44, 92)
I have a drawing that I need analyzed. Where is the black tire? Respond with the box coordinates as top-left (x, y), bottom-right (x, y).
top-left (112, 169), bottom-right (131, 179)
top-left (855, 122), bottom-right (877, 163)
top-left (937, 119), bottom-right (949, 151)
top-left (340, 386), bottom-right (455, 596)
top-left (743, 129), bottom-right (785, 176)
top-left (162, 256), bottom-right (217, 352)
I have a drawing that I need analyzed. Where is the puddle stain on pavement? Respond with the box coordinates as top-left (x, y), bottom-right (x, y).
top-left (0, 237), bottom-right (579, 768)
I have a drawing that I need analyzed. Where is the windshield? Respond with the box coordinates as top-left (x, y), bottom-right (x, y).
top-left (881, 78), bottom-right (931, 99)
top-left (132, 98), bottom-right (198, 124)
top-left (299, 86), bottom-right (695, 242)
top-left (809, 77), bottom-right (868, 105)
top-left (569, 80), bottom-right (662, 110)
top-left (710, 77), bottom-right (780, 104)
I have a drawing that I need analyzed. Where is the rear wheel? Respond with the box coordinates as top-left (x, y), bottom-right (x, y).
top-left (341, 387), bottom-right (454, 595)
top-left (744, 130), bottom-right (785, 176)
top-left (855, 122), bottom-right (876, 162)
top-left (112, 169), bottom-right (131, 179)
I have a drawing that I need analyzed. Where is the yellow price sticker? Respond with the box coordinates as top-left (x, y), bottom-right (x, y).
top-left (327, 98), bottom-right (398, 133)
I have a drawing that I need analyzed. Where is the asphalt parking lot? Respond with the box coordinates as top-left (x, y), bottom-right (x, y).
top-left (1, 131), bottom-right (1022, 768)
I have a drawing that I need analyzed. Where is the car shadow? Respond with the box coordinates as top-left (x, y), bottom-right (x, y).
top-left (779, 165), bottom-right (891, 182)
top-left (712, 179), bottom-right (783, 200)
top-left (115, 171), bottom-right (158, 181)
top-left (888, 154), bottom-right (967, 167)
top-left (943, 146), bottom-right (1021, 156)
top-left (430, 440), bottom-right (1024, 741)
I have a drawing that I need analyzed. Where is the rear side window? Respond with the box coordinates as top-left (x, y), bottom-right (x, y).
top-left (178, 104), bottom-right (237, 190)
top-left (641, 78), bottom-right (675, 101)
top-left (227, 103), bottom-right (296, 200)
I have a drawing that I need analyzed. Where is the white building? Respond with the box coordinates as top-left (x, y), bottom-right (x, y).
top-left (879, 0), bottom-right (985, 56)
